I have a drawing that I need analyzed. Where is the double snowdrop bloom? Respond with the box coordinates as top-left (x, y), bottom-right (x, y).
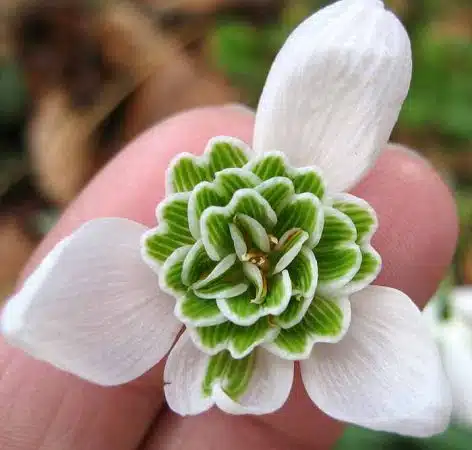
top-left (1, 0), bottom-right (451, 437)
top-left (424, 287), bottom-right (472, 427)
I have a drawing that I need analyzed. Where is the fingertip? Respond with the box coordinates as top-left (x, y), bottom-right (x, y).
top-left (24, 106), bottom-right (255, 277)
top-left (79, 105), bottom-right (255, 226)
top-left (353, 144), bottom-right (458, 308)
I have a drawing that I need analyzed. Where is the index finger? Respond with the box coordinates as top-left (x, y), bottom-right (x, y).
top-left (0, 106), bottom-right (254, 450)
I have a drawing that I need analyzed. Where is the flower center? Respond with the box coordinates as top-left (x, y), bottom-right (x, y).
top-left (244, 234), bottom-right (279, 261)
top-left (143, 141), bottom-right (382, 360)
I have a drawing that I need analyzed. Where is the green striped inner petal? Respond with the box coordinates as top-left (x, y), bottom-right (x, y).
top-left (229, 223), bottom-right (247, 259)
top-left (144, 194), bottom-right (195, 265)
top-left (234, 214), bottom-right (270, 253)
top-left (229, 317), bottom-right (278, 358)
top-left (217, 291), bottom-right (262, 326)
top-left (230, 190), bottom-right (277, 230)
top-left (270, 229), bottom-right (308, 274)
top-left (333, 194), bottom-right (378, 244)
top-left (274, 193), bottom-right (322, 247)
top-left (190, 317), bottom-right (279, 359)
top-left (217, 270), bottom-right (291, 326)
top-left (256, 177), bottom-right (295, 215)
top-left (341, 245), bottom-right (382, 295)
top-left (194, 278), bottom-right (249, 300)
top-left (181, 240), bottom-right (214, 286)
top-left (193, 254), bottom-right (248, 299)
top-left (202, 350), bottom-right (255, 399)
top-left (268, 295), bottom-right (348, 359)
top-left (287, 247), bottom-right (318, 299)
top-left (193, 254), bottom-right (238, 289)
top-left (188, 182), bottom-right (225, 239)
top-left (304, 295), bottom-right (346, 336)
top-left (191, 321), bottom-right (233, 352)
top-left (214, 168), bottom-right (261, 200)
top-left (352, 246), bottom-right (381, 283)
top-left (264, 270), bottom-right (292, 313)
top-left (290, 167), bottom-right (325, 200)
top-left (168, 137), bottom-right (250, 194)
top-left (315, 243), bottom-right (362, 293)
top-left (316, 207), bottom-right (357, 250)
top-left (169, 156), bottom-right (211, 193)
top-left (200, 208), bottom-right (233, 261)
top-left (275, 294), bottom-right (312, 329)
top-left (175, 291), bottom-right (226, 327)
top-left (247, 152), bottom-right (287, 181)
top-left (208, 139), bottom-right (250, 174)
top-left (161, 246), bottom-right (191, 296)
top-left (242, 262), bottom-right (267, 304)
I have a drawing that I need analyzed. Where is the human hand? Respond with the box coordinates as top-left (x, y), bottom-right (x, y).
top-left (0, 106), bottom-right (457, 450)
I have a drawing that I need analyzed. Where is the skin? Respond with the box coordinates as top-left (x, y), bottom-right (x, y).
top-left (0, 106), bottom-right (458, 450)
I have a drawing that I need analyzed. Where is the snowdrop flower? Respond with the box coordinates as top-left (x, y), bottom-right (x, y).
top-left (424, 287), bottom-right (472, 427)
top-left (1, 0), bottom-right (451, 437)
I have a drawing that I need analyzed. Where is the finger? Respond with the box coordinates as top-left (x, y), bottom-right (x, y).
top-left (354, 144), bottom-right (458, 308)
top-left (0, 106), bottom-right (254, 450)
top-left (145, 145), bottom-right (458, 450)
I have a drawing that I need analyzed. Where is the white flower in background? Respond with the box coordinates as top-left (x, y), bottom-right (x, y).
top-left (424, 287), bottom-right (472, 427)
top-left (0, 0), bottom-right (452, 437)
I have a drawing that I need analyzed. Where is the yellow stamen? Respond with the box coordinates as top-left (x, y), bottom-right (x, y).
top-left (269, 234), bottom-right (279, 249)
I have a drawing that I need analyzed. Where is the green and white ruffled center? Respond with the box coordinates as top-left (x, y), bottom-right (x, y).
top-left (142, 137), bottom-right (381, 396)
top-left (142, 137), bottom-right (381, 358)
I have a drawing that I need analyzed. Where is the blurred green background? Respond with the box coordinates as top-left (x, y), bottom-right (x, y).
top-left (1, 0), bottom-right (471, 447)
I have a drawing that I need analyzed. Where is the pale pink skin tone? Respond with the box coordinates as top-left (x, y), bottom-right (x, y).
top-left (0, 106), bottom-right (458, 450)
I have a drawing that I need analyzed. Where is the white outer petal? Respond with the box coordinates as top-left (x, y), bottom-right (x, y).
top-left (164, 331), bottom-right (214, 416)
top-left (437, 320), bottom-right (472, 427)
top-left (164, 332), bottom-right (294, 416)
top-left (213, 349), bottom-right (294, 415)
top-left (1, 218), bottom-right (182, 386)
top-left (253, 0), bottom-right (412, 193)
top-left (301, 286), bottom-right (451, 437)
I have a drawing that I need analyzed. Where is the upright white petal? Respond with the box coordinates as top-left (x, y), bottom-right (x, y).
top-left (164, 332), bottom-right (294, 416)
top-left (1, 218), bottom-right (182, 386)
top-left (438, 320), bottom-right (472, 426)
top-left (253, 0), bottom-right (412, 193)
top-left (301, 286), bottom-right (451, 437)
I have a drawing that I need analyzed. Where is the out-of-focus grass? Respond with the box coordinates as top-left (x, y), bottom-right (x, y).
top-left (336, 425), bottom-right (472, 450)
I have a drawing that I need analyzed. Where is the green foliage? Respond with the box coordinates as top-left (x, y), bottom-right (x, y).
top-left (336, 425), bottom-right (472, 450)
top-left (0, 62), bottom-right (27, 128)
top-left (401, 31), bottom-right (472, 141)
top-left (212, 2), bottom-right (327, 105)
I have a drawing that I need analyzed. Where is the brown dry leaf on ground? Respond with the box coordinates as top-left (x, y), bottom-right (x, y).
top-left (0, 215), bottom-right (36, 302)
top-left (23, 1), bottom-right (237, 206)
top-left (461, 244), bottom-right (472, 285)
top-left (0, 0), bottom-right (22, 58)
top-left (430, 6), bottom-right (472, 40)
top-left (28, 86), bottom-right (125, 206)
top-left (102, 2), bottom-right (237, 141)
top-left (141, 0), bottom-right (238, 14)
